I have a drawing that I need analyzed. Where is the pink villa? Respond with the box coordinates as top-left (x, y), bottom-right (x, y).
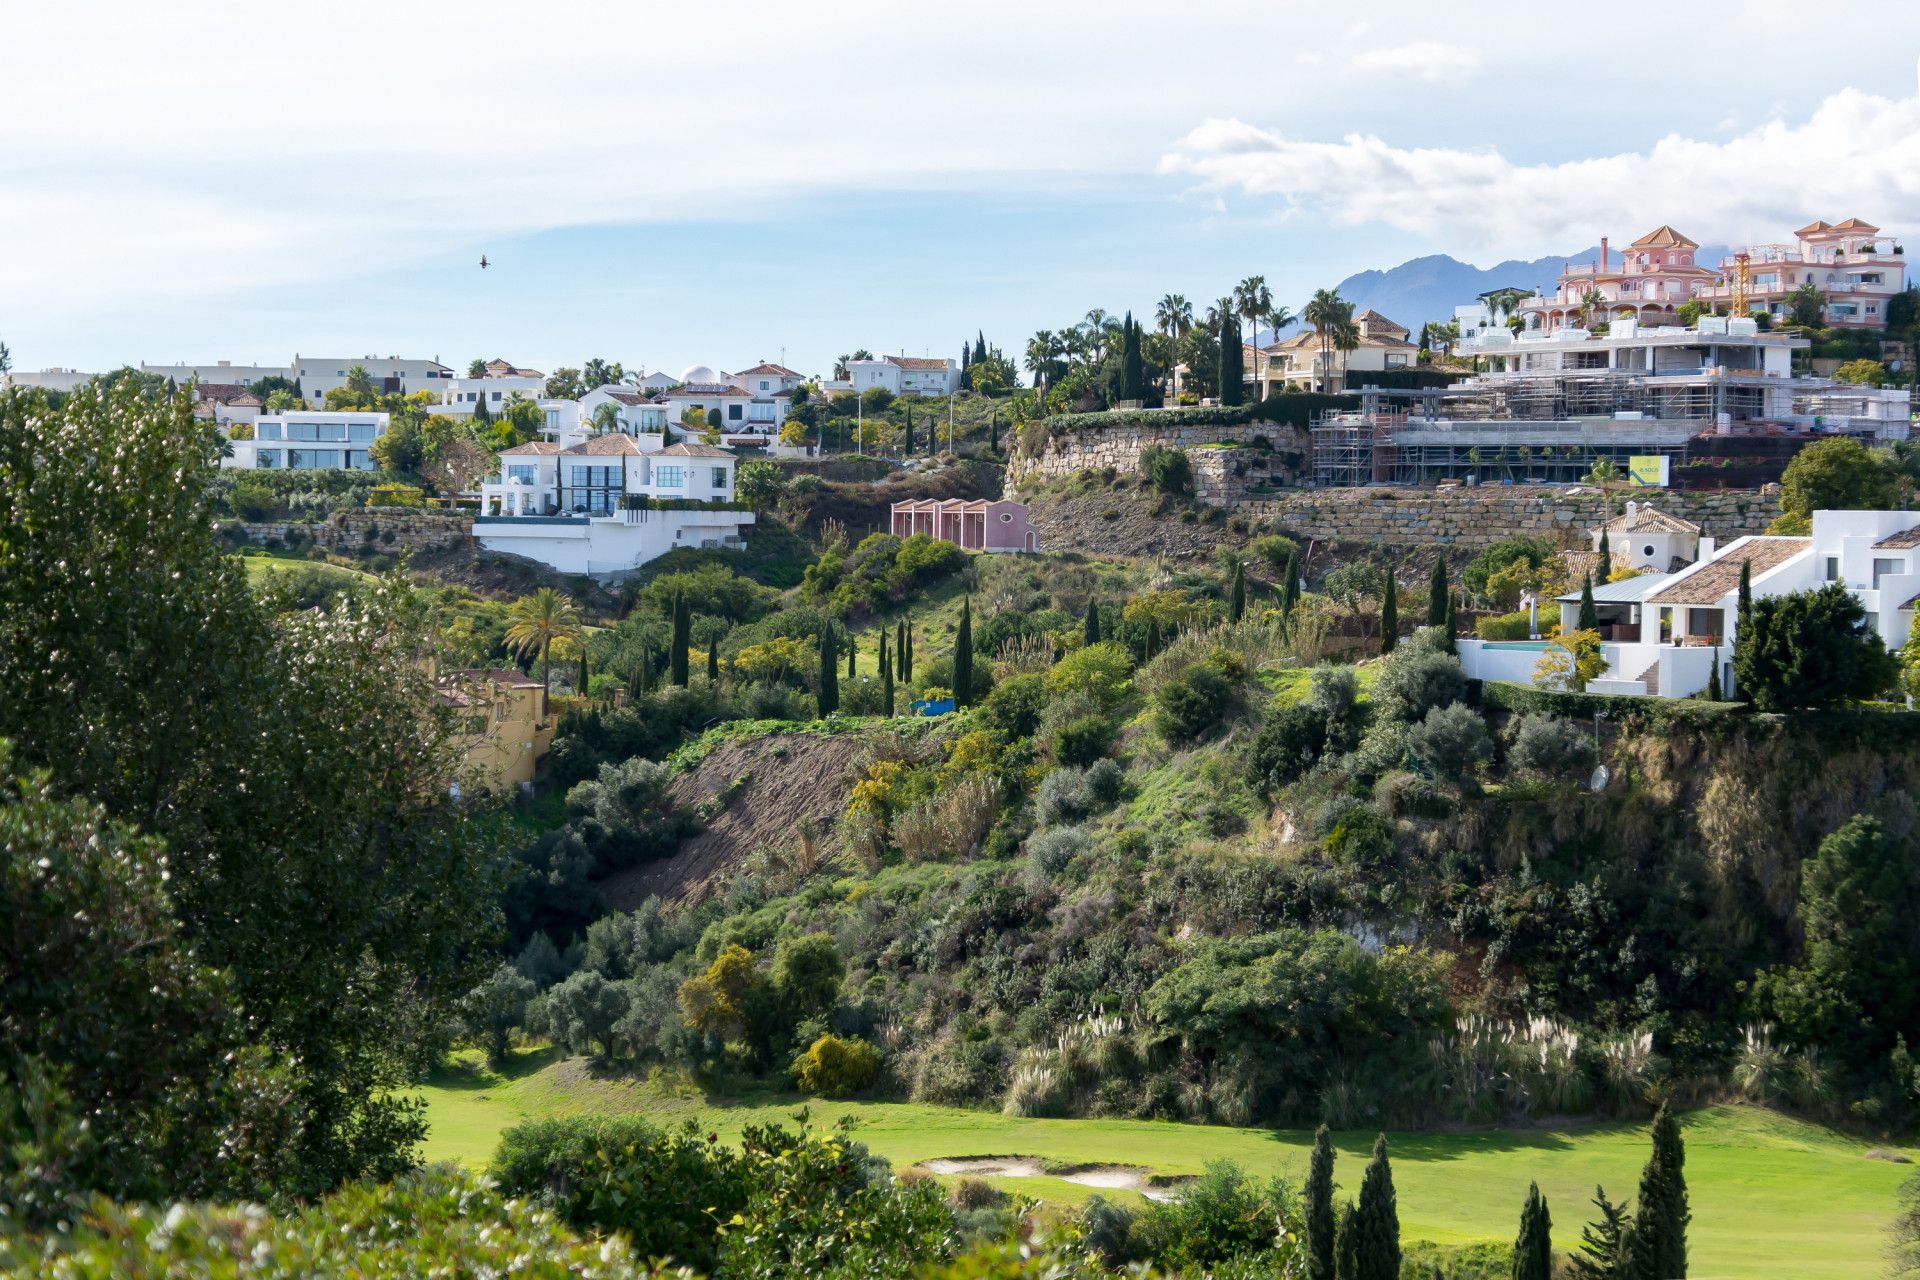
top-left (890, 498), bottom-right (1037, 553)
top-left (1520, 219), bottom-right (1907, 334)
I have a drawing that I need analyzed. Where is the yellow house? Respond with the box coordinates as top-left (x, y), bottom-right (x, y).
top-left (437, 667), bottom-right (553, 793)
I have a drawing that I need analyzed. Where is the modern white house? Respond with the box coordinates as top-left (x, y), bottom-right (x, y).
top-left (221, 411), bottom-right (389, 470)
top-left (843, 354), bottom-right (960, 398)
top-left (473, 438), bottom-right (753, 576)
top-left (2, 367), bottom-right (97, 394)
top-left (443, 373), bottom-right (546, 410)
top-left (138, 359), bottom-right (292, 388)
top-left (137, 355), bottom-right (455, 401)
top-left (1595, 502), bottom-right (1709, 573)
top-left (578, 386), bottom-right (671, 442)
top-left (1460, 509), bottom-right (1920, 699)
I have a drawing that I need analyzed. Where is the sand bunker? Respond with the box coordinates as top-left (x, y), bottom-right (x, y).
top-left (916, 1156), bottom-right (1186, 1201)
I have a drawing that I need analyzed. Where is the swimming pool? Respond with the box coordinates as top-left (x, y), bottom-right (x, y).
top-left (1478, 640), bottom-right (1551, 651)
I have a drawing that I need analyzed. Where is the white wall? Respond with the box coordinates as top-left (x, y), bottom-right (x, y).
top-left (473, 510), bottom-right (755, 576)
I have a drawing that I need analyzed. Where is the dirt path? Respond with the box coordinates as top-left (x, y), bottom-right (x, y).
top-left (599, 731), bottom-right (872, 909)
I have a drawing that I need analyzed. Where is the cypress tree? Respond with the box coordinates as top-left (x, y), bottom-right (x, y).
top-left (1218, 314), bottom-right (1245, 407)
top-left (1578, 575), bottom-right (1599, 631)
top-left (818, 626), bottom-right (839, 716)
top-left (1335, 1201), bottom-right (1359, 1280)
top-left (1622, 1103), bottom-right (1689, 1280)
top-left (1084, 598), bottom-right (1101, 648)
top-left (896, 619), bottom-right (908, 680)
top-left (1229, 560), bottom-right (1247, 624)
top-left (1428, 559), bottom-right (1448, 628)
top-left (1145, 617), bottom-right (1160, 661)
top-left (1444, 593), bottom-right (1459, 655)
top-left (1283, 549), bottom-right (1302, 615)
top-left (1707, 645), bottom-right (1723, 701)
top-left (669, 592), bottom-right (690, 687)
top-left (1306, 1125), bottom-right (1337, 1280)
top-left (473, 394), bottom-right (492, 425)
top-left (707, 636), bottom-right (719, 684)
top-left (905, 618), bottom-right (915, 680)
top-left (1380, 572), bottom-right (1398, 654)
top-left (880, 631), bottom-right (894, 716)
top-left (989, 412), bottom-right (999, 454)
top-left (903, 405), bottom-right (913, 455)
top-left (1511, 1182), bottom-right (1552, 1280)
top-left (1121, 312), bottom-right (1145, 402)
top-left (1737, 557), bottom-right (1753, 623)
top-left (1352, 1134), bottom-right (1400, 1280)
top-left (580, 639), bottom-right (590, 697)
top-left (1597, 530), bottom-right (1613, 582)
top-left (847, 628), bottom-right (856, 679)
top-left (953, 597), bottom-right (973, 707)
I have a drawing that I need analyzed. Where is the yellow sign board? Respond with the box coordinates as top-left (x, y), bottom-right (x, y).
top-left (1627, 455), bottom-right (1670, 488)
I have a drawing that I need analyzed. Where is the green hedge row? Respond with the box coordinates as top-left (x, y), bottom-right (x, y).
top-left (1343, 368), bottom-right (1466, 391)
top-left (1477, 679), bottom-right (1747, 730)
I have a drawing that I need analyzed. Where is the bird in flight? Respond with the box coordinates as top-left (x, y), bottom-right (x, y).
top-left (479, 254), bottom-right (490, 269)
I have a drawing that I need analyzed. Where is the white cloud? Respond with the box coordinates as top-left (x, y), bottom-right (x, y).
top-left (1160, 76), bottom-right (1920, 255)
top-left (1350, 41), bottom-right (1480, 82)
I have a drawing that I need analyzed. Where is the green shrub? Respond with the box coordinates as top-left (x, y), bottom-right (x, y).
top-left (1475, 611), bottom-right (1532, 641)
top-left (1405, 703), bottom-right (1492, 782)
top-left (1247, 703), bottom-right (1327, 796)
top-left (367, 481), bottom-right (426, 507)
top-left (1505, 715), bottom-right (1597, 779)
top-left (1139, 444), bottom-right (1192, 495)
top-left (1155, 661), bottom-right (1233, 743)
top-left (1052, 714), bottom-right (1114, 766)
top-left (792, 1034), bottom-right (882, 1098)
top-left (490, 1116), bottom-right (745, 1271)
top-left (1322, 803), bottom-right (1395, 867)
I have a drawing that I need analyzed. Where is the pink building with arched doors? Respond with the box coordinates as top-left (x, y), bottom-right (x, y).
top-left (889, 498), bottom-right (1037, 553)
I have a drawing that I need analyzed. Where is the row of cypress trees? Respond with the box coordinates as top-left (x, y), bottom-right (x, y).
top-left (1300, 1104), bottom-right (1688, 1279)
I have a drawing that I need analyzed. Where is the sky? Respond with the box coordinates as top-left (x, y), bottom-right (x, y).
top-left (4, 0), bottom-right (1920, 382)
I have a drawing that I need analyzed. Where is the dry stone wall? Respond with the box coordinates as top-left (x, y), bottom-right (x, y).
top-left (1233, 487), bottom-right (1782, 550)
top-left (1010, 421), bottom-right (1311, 505)
top-left (222, 508), bottom-right (472, 552)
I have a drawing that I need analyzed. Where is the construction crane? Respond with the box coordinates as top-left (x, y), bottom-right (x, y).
top-left (1729, 251), bottom-right (1750, 316)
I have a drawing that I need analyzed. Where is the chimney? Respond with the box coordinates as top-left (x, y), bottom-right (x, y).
top-left (1601, 237), bottom-right (1609, 273)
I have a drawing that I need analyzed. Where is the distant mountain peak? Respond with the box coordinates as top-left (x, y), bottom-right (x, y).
top-left (1324, 245), bottom-right (1732, 331)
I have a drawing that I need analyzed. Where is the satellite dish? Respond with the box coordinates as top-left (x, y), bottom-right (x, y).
top-left (1589, 764), bottom-right (1612, 792)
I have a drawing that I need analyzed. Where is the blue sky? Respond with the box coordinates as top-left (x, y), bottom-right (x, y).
top-left (5, 1), bottom-right (1920, 382)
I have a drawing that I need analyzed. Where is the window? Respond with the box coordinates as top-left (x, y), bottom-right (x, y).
top-left (759, 380), bottom-right (769, 390)
top-left (347, 450), bottom-right (374, 471)
top-left (711, 467), bottom-right (727, 489)
top-left (257, 422), bottom-right (283, 441)
top-left (349, 423), bottom-right (376, 442)
top-left (1824, 556), bottom-right (1840, 582)
top-left (1642, 544), bottom-right (1656, 559)
top-left (1873, 557), bottom-right (1903, 588)
top-left (728, 404), bottom-right (743, 421)
top-left (545, 410), bottom-right (560, 429)
top-left (508, 465), bottom-right (537, 484)
top-left (655, 466), bottom-right (685, 489)
top-left (288, 449), bottom-right (343, 469)
top-left (491, 391), bottom-right (502, 401)
top-left (257, 449), bottom-right (282, 468)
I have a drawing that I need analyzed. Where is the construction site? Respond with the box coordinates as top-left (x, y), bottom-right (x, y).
top-left (1312, 321), bottom-right (1910, 488)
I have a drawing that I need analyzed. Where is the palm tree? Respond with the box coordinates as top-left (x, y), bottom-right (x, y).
top-left (1234, 276), bottom-right (1273, 399)
top-left (1156, 295), bottom-right (1192, 397)
top-left (589, 402), bottom-right (621, 435)
top-left (504, 587), bottom-right (584, 719)
top-left (1584, 457), bottom-right (1625, 531)
top-left (1580, 287), bottom-right (1606, 330)
top-left (1026, 331), bottom-right (1057, 391)
top-left (1303, 289), bottom-right (1352, 393)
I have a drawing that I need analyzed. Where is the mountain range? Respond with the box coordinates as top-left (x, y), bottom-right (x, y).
top-left (1318, 243), bottom-right (1733, 334)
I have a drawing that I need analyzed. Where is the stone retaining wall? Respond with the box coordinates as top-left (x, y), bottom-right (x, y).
top-left (222, 508), bottom-right (472, 552)
top-left (1010, 421), bottom-right (1310, 504)
top-left (1232, 487), bottom-right (1782, 549)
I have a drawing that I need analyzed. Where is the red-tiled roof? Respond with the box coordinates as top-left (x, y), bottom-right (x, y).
top-left (660, 442), bottom-right (734, 458)
top-left (1874, 524), bottom-right (1920, 550)
top-left (735, 362), bottom-right (800, 377)
top-left (1630, 225), bottom-right (1698, 250)
top-left (568, 434), bottom-right (644, 456)
top-left (1647, 538), bottom-right (1810, 606)
top-left (499, 441), bottom-right (563, 455)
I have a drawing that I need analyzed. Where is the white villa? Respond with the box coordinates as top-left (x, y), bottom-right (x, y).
top-left (1258, 310), bottom-right (1418, 394)
top-left (574, 363), bottom-right (804, 449)
top-left (474, 437), bottom-right (752, 576)
top-left (1460, 509), bottom-right (1920, 699)
top-left (840, 354), bottom-right (961, 398)
top-left (222, 411), bottom-right (388, 470)
top-left (1596, 502), bottom-right (1707, 573)
top-left (138, 355), bottom-right (455, 401)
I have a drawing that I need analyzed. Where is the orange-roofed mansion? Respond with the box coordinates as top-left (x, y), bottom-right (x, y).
top-left (1517, 220), bottom-right (1907, 335)
top-left (890, 498), bottom-right (1037, 553)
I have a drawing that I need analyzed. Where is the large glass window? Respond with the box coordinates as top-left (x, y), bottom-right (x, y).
top-left (349, 423), bottom-right (376, 442)
top-left (711, 467), bottom-right (727, 490)
top-left (1873, 557), bottom-right (1904, 588)
top-left (508, 464), bottom-right (537, 484)
top-left (655, 466), bottom-right (685, 489)
top-left (257, 449), bottom-right (282, 468)
top-left (257, 422), bottom-right (283, 441)
top-left (347, 450), bottom-right (374, 471)
top-left (728, 404), bottom-right (743, 421)
top-left (288, 421), bottom-right (317, 441)
top-left (288, 449), bottom-right (343, 469)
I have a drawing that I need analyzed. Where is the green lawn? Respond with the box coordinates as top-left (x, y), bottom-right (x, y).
top-left (239, 553), bottom-right (377, 586)
top-left (416, 1050), bottom-right (1911, 1278)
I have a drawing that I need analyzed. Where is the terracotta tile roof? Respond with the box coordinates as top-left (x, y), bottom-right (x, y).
top-left (1874, 524), bottom-right (1920, 550)
top-left (499, 441), bottom-right (563, 455)
top-left (600, 388), bottom-right (649, 406)
top-left (735, 362), bottom-right (801, 377)
top-left (1630, 225), bottom-right (1698, 250)
top-left (1647, 537), bottom-right (1810, 607)
top-left (1795, 220), bottom-right (1833, 237)
top-left (1830, 217), bottom-right (1879, 233)
top-left (481, 359), bottom-right (545, 378)
top-left (195, 382), bottom-right (256, 404)
top-left (659, 442), bottom-right (734, 458)
top-left (566, 434), bottom-right (644, 456)
top-left (1606, 505), bottom-right (1699, 535)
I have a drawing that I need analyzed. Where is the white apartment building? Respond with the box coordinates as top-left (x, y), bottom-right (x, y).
top-left (137, 354), bottom-right (455, 401)
top-left (474, 438), bottom-right (752, 576)
top-left (139, 359), bottom-right (291, 388)
top-left (843, 354), bottom-right (960, 397)
top-left (443, 374), bottom-right (546, 409)
top-left (221, 411), bottom-right (389, 471)
top-left (3, 367), bottom-right (96, 394)
top-left (1460, 509), bottom-right (1920, 700)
